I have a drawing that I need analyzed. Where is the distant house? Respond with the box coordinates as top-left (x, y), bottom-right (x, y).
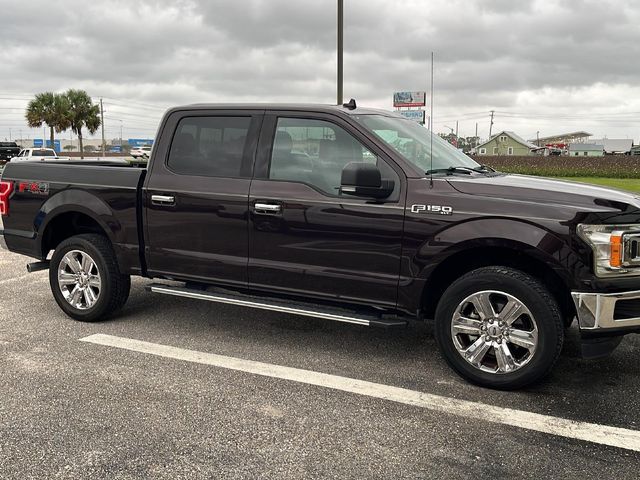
top-left (569, 143), bottom-right (604, 157)
top-left (589, 139), bottom-right (633, 155)
top-left (475, 131), bottom-right (537, 156)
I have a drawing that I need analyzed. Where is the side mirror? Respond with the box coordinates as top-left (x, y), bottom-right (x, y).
top-left (340, 162), bottom-right (394, 199)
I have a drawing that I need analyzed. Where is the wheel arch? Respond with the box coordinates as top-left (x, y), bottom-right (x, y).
top-left (420, 241), bottom-right (576, 327)
top-left (37, 190), bottom-right (121, 260)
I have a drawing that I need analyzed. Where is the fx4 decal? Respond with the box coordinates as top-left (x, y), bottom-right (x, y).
top-left (410, 204), bottom-right (453, 215)
top-left (18, 181), bottom-right (49, 196)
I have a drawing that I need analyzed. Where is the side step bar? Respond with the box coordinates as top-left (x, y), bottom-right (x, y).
top-left (147, 283), bottom-right (408, 328)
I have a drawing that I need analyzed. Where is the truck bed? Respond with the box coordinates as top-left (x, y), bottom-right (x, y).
top-left (1, 161), bottom-right (145, 274)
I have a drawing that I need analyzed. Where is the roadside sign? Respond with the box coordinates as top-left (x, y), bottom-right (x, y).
top-left (33, 139), bottom-right (61, 152)
top-left (128, 138), bottom-right (154, 147)
top-left (399, 110), bottom-right (426, 124)
top-left (393, 91), bottom-right (426, 107)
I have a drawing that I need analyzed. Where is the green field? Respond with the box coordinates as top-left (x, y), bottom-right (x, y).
top-left (559, 177), bottom-right (640, 193)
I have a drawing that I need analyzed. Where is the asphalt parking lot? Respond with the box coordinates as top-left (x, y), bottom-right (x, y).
top-left (1, 247), bottom-right (639, 479)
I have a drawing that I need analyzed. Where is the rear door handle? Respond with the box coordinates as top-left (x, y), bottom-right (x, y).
top-left (151, 194), bottom-right (175, 206)
top-left (254, 202), bottom-right (282, 215)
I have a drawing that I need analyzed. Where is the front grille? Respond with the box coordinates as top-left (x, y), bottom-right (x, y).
top-left (623, 233), bottom-right (640, 267)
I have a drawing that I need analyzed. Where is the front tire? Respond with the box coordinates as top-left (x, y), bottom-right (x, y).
top-left (49, 234), bottom-right (130, 322)
top-left (434, 266), bottom-right (564, 390)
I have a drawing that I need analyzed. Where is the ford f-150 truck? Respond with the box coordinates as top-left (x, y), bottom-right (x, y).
top-left (1, 102), bottom-right (639, 389)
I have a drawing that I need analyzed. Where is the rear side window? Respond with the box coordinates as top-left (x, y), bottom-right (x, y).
top-left (167, 116), bottom-right (251, 177)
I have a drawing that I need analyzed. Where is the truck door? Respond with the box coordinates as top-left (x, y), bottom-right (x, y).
top-left (144, 109), bottom-right (263, 287)
top-left (247, 112), bottom-right (406, 309)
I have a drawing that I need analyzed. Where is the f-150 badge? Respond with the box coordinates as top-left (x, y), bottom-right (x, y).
top-left (410, 204), bottom-right (453, 215)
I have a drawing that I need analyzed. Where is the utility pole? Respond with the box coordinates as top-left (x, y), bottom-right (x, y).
top-left (337, 0), bottom-right (344, 105)
top-left (9, 128), bottom-right (11, 141)
top-left (455, 120), bottom-right (458, 138)
top-left (536, 130), bottom-right (540, 147)
top-left (100, 98), bottom-right (105, 157)
top-left (120, 120), bottom-right (123, 147)
top-left (489, 110), bottom-right (495, 138)
top-left (475, 122), bottom-right (478, 147)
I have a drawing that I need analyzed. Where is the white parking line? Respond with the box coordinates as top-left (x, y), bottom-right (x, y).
top-left (81, 333), bottom-right (640, 453)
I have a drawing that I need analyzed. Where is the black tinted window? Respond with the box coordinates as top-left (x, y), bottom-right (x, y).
top-left (33, 149), bottom-right (55, 156)
top-left (168, 116), bottom-right (251, 177)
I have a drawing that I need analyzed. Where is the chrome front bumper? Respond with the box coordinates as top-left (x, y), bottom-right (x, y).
top-left (572, 290), bottom-right (640, 331)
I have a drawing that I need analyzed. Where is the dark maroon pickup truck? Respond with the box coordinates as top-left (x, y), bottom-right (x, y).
top-left (1, 102), bottom-right (640, 389)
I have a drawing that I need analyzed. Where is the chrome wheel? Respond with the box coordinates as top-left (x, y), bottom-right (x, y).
top-left (57, 250), bottom-right (102, 310)
top-left (451, 290), bottom-right (538, 374)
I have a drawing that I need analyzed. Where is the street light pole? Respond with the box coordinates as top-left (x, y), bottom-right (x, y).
top-left (337, 0), bottom-right (343, 105)
top-left (100, 98), bottom-right (105, 157)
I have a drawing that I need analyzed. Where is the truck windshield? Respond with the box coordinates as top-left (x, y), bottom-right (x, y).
top-left (354, 114), bottom-right (480, 173)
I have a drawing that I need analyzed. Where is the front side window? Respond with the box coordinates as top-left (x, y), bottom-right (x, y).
top-left (269, 117), bottom-right (380, 196)
top-left (167, 116), bottom-right (251, 177)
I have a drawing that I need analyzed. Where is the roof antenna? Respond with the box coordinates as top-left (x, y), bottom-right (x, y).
top-left (429, 52), bottom-right (434, 189)
top-left (343, 98), bottom-right (357, 110)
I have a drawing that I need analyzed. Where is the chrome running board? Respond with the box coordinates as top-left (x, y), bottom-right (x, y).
top-left (147, 283), bottom-right (407, 328)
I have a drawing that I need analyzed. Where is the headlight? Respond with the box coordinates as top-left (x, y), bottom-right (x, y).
top-left (577, 224), bottom-right (640, 277)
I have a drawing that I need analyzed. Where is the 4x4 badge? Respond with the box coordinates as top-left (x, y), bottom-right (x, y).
top-left (410, 204), bottom-right (453, 215)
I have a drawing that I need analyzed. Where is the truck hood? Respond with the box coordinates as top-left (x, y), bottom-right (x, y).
top-left (448, 173), bottom-right (637, 205)
top-left (446, 173), bottom-right (640, 221)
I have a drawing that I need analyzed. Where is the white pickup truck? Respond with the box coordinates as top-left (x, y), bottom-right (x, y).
top-left (11, 148), bottom-right (70, 162)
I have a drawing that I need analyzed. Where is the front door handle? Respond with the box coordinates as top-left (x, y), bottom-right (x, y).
top-left (151, 194), bottom-right (175, 206)
top-left (254, 202), bottom-right (282, 215)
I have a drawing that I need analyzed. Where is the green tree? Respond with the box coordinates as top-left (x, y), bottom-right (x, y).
top-left (25, 92), bottom-right (70, 152)
top-left (65, 89), bottom-right (100, 159)
top-left (63, 144), bottom-right (76, 151)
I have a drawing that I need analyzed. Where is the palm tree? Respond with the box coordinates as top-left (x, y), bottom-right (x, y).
top-left (65, 89), bottom-right (100, 159)
top-left (25, 92), bottom-right (70, 151)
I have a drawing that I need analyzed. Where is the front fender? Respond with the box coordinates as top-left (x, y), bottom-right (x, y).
top-left (421, 218), bottom-right (576, 279)
top-left (398, 217), bottom-right (587, 314)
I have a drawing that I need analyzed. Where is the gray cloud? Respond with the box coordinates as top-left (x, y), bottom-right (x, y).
top-left (1, 0), bottom-right (639, 141)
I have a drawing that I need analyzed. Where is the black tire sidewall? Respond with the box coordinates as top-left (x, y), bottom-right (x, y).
top-left (434, 268), bottom-right (563, 389)
top-left (49, 236), bottom-right (114, 322)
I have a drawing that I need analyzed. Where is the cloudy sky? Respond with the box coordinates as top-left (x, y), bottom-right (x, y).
top-left (1, 0), bottom-right (640, 143)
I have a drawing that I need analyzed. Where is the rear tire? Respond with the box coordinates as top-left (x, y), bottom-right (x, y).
top-left (434, 266), bottom-right (564, 390)
top-left (49, 234), bottom-right (130, 322)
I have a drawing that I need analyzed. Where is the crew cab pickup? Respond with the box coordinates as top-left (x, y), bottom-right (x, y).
top-left (11, 148), bottom-right (70, 162)
top-left (0, 142), bottom-right (20, 161)
top-left (1, 102), bottom-right (640, 389)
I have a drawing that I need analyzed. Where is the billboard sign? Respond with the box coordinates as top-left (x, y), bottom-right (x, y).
top-left (33, 139), bottom-right (61, 152)
top-left (393, 91), bottom-right (426, 107)
top-left (399, 110), bottom-right (426, 124)
top-left (128, 138), bottom-right (154, 147)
